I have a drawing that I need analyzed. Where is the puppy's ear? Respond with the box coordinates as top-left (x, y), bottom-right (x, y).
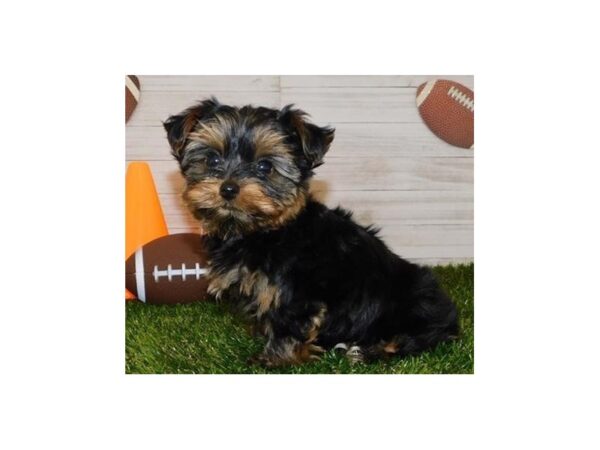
top-left (278, 105), bottom-right (335, 168)
top-left (163, 97), bottom-right (220, 161)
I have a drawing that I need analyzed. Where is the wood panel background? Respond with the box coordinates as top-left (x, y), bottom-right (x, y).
top-left (126, 75), bottom-right (474, 265)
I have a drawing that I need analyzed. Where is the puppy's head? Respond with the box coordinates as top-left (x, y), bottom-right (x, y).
top-left (164, 97), bottom-right (334, 238)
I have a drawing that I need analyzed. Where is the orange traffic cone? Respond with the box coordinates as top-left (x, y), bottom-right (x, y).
top-left (125, 162), bottom-right (169, 300)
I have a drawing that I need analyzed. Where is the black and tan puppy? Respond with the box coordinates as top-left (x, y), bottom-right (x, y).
top-left (164, 98), bottom-right (458, 366)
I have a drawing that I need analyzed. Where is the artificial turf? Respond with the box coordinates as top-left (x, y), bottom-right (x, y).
top-left (126, 263), bottom-right (473, 374)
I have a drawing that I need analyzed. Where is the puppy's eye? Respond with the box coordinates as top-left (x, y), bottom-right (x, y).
top-left (256, 159), bottom-right (273, 174)
top-left (206, 154), bottom-right (223, 169)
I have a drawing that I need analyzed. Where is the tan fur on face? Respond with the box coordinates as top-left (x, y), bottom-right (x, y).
top-left (182, 179), bottom-right (225, 236)
top-left (233, 183), bottom-right (308, 232)
top-left (187, 122), bottom-right (226, 153)
top-left (186, 114), bottom-right (239, 153)
top-left (252, 125), bottom-right (290, 158)
top-left (235, 182), bottom-right (278, 215)
top-left (182, 179), bottom-right (307, 236)
top-left (260, 189), bottom-right (307, 229)
top-left (182, 179), bottom-right (223, 209)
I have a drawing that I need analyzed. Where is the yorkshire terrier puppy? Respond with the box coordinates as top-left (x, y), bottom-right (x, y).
top-left (164, 97), bottom-right (458, 366)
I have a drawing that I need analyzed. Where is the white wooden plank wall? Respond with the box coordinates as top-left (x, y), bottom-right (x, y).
top-left (126, 76), bottom-right (474, 265)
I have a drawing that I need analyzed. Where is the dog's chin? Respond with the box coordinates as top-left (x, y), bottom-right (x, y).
top-left (191, 205), bottom-right (261, 238)
top-left (189, 190), bottom-right (307, 238)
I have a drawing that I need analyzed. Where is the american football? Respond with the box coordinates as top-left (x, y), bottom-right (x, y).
top-left (125, 233), bottom-right (209, 305)
top-left (416, 79), bottom-right (474, 149)
top-left (125, 75), bottom-right (140, 123)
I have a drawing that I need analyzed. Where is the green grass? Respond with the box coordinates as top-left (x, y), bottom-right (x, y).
top-left (126, 264), bottom-right (473, 374)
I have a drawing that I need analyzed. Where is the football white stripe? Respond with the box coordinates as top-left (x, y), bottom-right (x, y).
top-left (153, 263), bottom-right (208, 282)
top-left (447, 86), bottom-right (474, 112)
top-left (126, 76), bottom-right (140, 101)
top-left (416, 80), bottom-right (437, 108)
top-left (134, 248), bottom-right (146, 303)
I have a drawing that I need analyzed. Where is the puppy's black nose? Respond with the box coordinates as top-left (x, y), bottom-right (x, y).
top-left (220, 180), bottom-right (240, 200)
